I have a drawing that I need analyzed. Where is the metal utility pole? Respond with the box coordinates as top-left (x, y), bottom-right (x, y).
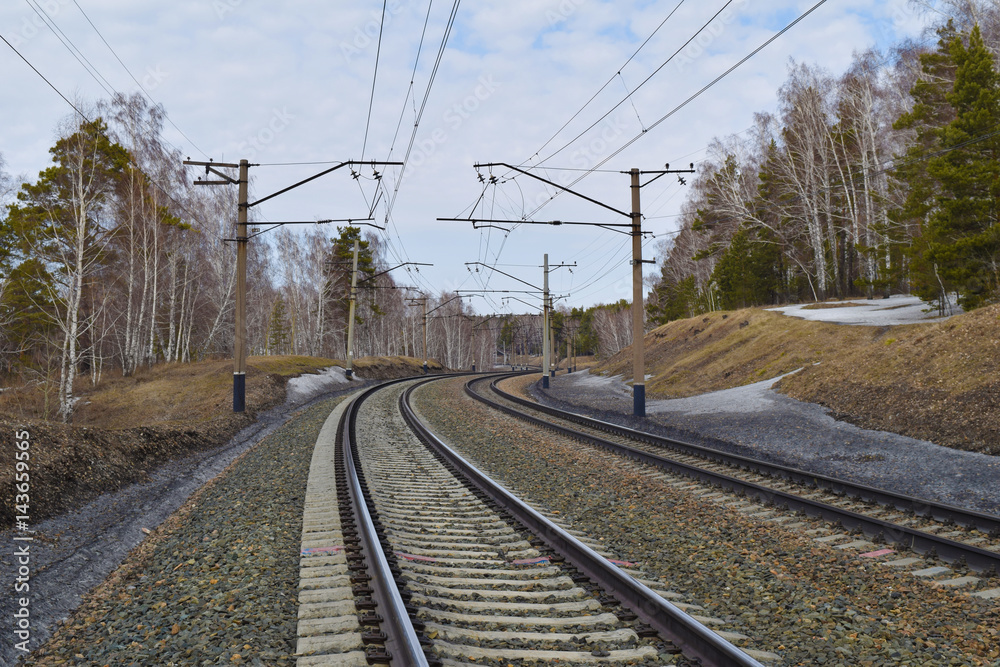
top-left (184, 157), bottom-right (401, 412)
top-left (234, 160), bottom-right (248, 412)
top-left (542, 254), bottom-right (550, 388)
top-left (445, 161), bottom-right (693, 417)
top-left (550, 294), bottom-right (557, 376)
top-left (405, 296), bottom-right (430, 373)
top-left (345, 239), bottom-right (359, 380)
top-left (629, 168), bottom-right (645, 416)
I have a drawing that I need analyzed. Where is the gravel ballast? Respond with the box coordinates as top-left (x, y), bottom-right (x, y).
top-left (412, 376), bottom-right (1000, 666)
top-left (535, 370), bottom-right (1000, 516)
top-left (20, 394), bottom-right (347, 666)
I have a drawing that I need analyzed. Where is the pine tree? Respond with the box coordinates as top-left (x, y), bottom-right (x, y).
top-left (896, 23), bottom-right (1000, 309)
top-left (267, 296), bottom-right (291, 355)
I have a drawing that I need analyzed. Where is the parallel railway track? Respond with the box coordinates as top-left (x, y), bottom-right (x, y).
top-left (466, 374), bottom-right (1000, 576)
top-left (322, 376), bottom-right (765, 666)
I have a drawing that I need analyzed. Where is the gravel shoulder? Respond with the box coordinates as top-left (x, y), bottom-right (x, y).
top-left (532, 370), bottom-right (1000, 516)
top-left (2, 380), bottom-right (369, 666)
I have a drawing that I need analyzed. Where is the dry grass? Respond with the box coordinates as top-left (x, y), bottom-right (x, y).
top-left (595, 309), bottom-right (883, 398)
top-left (780, 304), bottom-right (1000, 453)
top-left (592, 304), bottom-right (1000, 454)
top-left (47, 356), bottom-right (343, 429)
top-left (0, 353), bottom-right (440, 528)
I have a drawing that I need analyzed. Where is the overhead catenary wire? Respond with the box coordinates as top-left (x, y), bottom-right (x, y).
top-left (68, 0), bottom-right (208, 158)
top-left (528, 0), bottom-right (830, 221)
top-left (360, 0), bottom-right (389, 162)
top-left (385, 0), bottom-right (462, 219)
top-left (1, 33), bottom-right (92, 122)
top-left (520, 0), bottom-right (687, 168)
top-left (23, 0), bottom-right (116, 98)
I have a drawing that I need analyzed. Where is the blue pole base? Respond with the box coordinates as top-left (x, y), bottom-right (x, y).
top-left (542, 374), bottom-right (549, 389)
top-left (422, 363), bottom-right (428, 374)
top-left (345, 368), bottom-right (353, 380)
top-left (233, 373), bottom-right (246, 413)
top-left (633, 384), bottom-right (645, 418)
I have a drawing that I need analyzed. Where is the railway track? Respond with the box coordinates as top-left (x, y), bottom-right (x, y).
top-left (465, 374), bottom-right (1000, 583)
top-left (297, 377), bottom-right (766, 666)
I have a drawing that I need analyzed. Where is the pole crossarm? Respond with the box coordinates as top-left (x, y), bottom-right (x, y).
top-left (439, 217), bottom-right (632, 228)
top-left (502, 296), bottom-right (542, 312)
top-left (627, 163), bottom-right (697, 189)
top-left (249, 160), bottom-right (403, 209)
top-left (465, 262), bottom-right (541, 291)
top-left (183, 160), bottom-right (240, 185)
top-left (476, 162), bottom-right (631, 218)
top-left (457, 289), bottom-right (542, 294)
top-left (359, 262), bottom-right (433, 284)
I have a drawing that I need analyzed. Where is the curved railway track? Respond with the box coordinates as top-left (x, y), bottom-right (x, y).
top-left (299, 377), bottom-right (765, 666)
top-left (465, 374), bottom-right (1000, 578)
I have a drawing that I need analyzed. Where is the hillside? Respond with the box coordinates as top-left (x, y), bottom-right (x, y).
top-left (0, 355), bottom-right (439, 528)
top-left (594, 304), bottom-right (1000, 455)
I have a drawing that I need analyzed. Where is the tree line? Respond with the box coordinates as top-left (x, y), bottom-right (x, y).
top-left (648, 2), bottom-right (1000, 325)
top-left (0, 93), bottom-right (636, 421)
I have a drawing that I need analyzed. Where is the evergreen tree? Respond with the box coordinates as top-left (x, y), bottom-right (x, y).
top-left (647, 274), bottom-right (699, 325)
top-left (322, 226), bottom-right (376, 343)
top-left (710, 224), bottom-right (783, 309)
top-left (896, 23), bottom-right (1000, 309)
top-left (267, 296), bottom-right (291, 355)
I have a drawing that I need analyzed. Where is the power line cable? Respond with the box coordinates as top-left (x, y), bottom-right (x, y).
top-left (521, 0), bottom-right (687, 166)
top-left (385, 0), bottom-right (462, 218)
top-left (68, 0), bottom-right (208, 158)
top-left (24, 0), bottom-right (116, 97)
top-left (361, 0), bottom-right (389, 161)
top-left (529, 0), bottom-right (830, 220)
top-left (531, 0), bottom-right (736, 172)
top-left (1, 33), bottom-right (92, 122)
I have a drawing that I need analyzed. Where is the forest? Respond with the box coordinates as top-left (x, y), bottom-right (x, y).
top-left (0, 96), bottom-right (625, 422)
top-left (6, 2), bottom-right (1000, 423)
top-left (647, 2), bottom-right (1000, 326)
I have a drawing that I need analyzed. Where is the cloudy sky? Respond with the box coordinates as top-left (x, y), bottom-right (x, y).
top-left (1, 0), bottom-right (934, 313)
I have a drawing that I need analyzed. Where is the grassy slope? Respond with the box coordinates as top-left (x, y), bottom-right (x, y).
top-left (594, 304), bottom-right (1000, 455)
top-left (0, 355), bottom-right (440, 527)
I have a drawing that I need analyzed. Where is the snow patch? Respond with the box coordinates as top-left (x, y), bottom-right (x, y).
top-left (767, 294), bottom-right (956, 326)
top-left (646, 370), bottom-right (801, 416)
top-left (285, 366), bottom-right (353, 405)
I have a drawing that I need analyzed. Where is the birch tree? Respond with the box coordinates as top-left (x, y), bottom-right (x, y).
top-left (7, 115), bottom-right (128, 420)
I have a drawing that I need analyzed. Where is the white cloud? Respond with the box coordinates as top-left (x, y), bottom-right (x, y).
top-left (0, 0), bottom-right (931, 310)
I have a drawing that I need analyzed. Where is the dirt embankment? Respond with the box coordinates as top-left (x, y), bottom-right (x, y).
top-left (594, 304), bottom-right (1000, 455)
top-left (0, 355), bottom-right (441, 529)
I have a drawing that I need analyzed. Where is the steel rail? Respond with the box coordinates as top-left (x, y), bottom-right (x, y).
top-left (466, 376), bottom-right (1000, 574)
top-left (401, 378), bottom-right (764, 667)
top-left (341, 380), bottom-right (430, 666)
top-left (481, 376), bottom-right (1000, 536)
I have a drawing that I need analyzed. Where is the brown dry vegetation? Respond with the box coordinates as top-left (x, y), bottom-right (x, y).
top-left (0, 355), bottom-right (440, 528)
top-left (594, 305), bottom-right (1000, 456)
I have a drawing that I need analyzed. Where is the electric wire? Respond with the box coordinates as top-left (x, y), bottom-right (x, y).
top-left (69, 0), bottom-right (208, 158)
top-left (360, 0), bottom-right (389, 162)
top-left (385, 0), bottom-right (462, 219)
top-left (24, 0), bottom-right (116, 97)
top-left (1, 33), bottom-right (92, 122)
top-left (530, 0), bottom-right (736, 173)
top-left (521, 0), bottom-right (687, 167)
top-left (527, 0), bottom-right (829, 221)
